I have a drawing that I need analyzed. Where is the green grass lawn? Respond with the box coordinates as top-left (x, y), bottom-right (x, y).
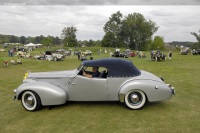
top-left (0, 46), bottom-right (200, 133)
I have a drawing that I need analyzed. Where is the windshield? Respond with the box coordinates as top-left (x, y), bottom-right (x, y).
top-left (77, 63), bottom-right (83, 71)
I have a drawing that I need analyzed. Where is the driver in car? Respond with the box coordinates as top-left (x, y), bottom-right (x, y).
top-left (83, 67), bottom-right (100, 78)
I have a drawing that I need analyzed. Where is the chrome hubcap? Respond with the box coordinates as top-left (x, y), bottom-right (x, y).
top-left (129, 92), bottom-right (142, 105)
top-left (24, 94), bottom-right (35, 107)
top-left (130, 93), bottom-right (139, 103)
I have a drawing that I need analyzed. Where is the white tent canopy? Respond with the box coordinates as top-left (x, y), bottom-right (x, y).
top-left (24, 43), bottom-right (36, 47)
top-left (36, 43), bottom-right (42, 46)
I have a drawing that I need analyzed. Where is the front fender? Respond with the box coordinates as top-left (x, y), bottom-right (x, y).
top-left (16, 81), bottom-right (67, 106)
top-left (119, 79), bottom-right (173, 102)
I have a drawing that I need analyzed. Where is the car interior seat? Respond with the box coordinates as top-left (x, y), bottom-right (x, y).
top-left (100, 70), bottom-right (107, 78)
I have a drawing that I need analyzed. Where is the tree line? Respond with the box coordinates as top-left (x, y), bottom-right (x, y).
top-left (0, 34), bottom-right (101, 47)
top-left (0, 34), bottom-right (61, 46)
top-left (57, 11), bottom-right (165, 50)
top-left (1, 11), bottom-right (199, 50)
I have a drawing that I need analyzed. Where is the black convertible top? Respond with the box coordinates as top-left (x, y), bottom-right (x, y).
top-left (83, 58), bottom-right (141, 77)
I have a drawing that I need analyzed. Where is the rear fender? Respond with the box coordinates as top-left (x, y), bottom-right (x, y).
top-left (119, 80), bottom-right (172, 102)
top-left (16, 81), bottom-right (67, 106)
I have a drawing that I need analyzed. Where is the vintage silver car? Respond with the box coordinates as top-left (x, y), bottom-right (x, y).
top-left (13, 58), bottom-right (175, 111)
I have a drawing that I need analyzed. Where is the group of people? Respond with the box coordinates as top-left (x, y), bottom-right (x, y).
top-left (10, 57), bottom-right (22, 65)
top-left (3, 57), bottom-right (22, 67)
top-left (8, 48), bottom-right (15, 57)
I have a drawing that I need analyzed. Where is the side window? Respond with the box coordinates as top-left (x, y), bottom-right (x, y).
top-left (99, 67), bottom-right (108, 78)
top-left (78, 66), bottom-right (95, 77)
top-left (79, 66), bottom-right (108, 78)
top-left (84, 66), bottom-right (93, 74)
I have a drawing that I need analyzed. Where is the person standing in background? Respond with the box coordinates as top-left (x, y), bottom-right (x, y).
top-left (168, 51), bottom-right (172, 60)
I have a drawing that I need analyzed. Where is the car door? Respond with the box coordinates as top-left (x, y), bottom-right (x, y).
top-left (68, 75), bottom-right (108, 101)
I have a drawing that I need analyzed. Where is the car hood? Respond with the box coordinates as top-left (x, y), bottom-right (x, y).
top-left (27, 69), bottom-right (77, 78)
top-left (134, 70), bottom-right (164, 83)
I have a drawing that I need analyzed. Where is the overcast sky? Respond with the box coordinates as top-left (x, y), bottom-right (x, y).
top-left (0, 0), bottom-right (200, 42)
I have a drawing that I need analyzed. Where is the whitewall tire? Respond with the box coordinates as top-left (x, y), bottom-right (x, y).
top-left (124, 90), bottom-right (146, 110)
top-left (21, 91), bottom-right (41, 111)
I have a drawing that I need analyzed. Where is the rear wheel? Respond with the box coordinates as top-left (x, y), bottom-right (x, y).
top-left (21, 91), bottom-right (41, 111)
top-left (124, 90), bottom-right (146, 110)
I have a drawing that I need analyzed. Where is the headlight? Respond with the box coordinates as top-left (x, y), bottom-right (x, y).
top-left (23, 72), bottom-right (29, 79)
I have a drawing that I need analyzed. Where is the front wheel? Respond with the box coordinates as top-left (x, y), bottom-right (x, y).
top-left (21, 91), bottom-right (42, 111)
top-left (124, 90), bottom-right (146, 110)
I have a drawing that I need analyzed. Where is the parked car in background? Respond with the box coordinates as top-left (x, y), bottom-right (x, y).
top-left (82, 50), bottom-right (92, 56)
top-left (138, 51), bottom-right (147, 58)
top-left (34, 52), bottom-right (45, 60)
top-left (192, 49), bottom-right (200, 55)
top-left (112, 51), bottom-right (128, 58)
top-left (74, 50), bottom-right (80, 55)
top-left (0, 49), bottom-right (6, 52)
top-left (151, 50), bottom-right (166, 61)
top-left (124, 49), bottom-right (136, 57)
top-left (45, 51), bottom-right (65, 61)
top-left (13, 58), bottom-right (175, 111)
top-left (56, 49), bottom-right (71, 56)
top-left (127, 51), bottom-right (136, 57)
top-left (16, 51), bottom-right (27, 58)
top-left (180, 49), bottom-right (189, 55)
top-left (17, 47), bottom-right (27, 52)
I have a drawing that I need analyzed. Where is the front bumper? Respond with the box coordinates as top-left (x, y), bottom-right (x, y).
top-left (166, 84), bottom-right (175, 95)
top-left (171, 87), bottom-right (175, 95)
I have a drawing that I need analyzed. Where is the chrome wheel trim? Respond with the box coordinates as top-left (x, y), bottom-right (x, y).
top-left (22, 91), bottom-right (37, 111)
top-left (24, 94), bottom-right (35, 108)
top-left (128, 93), bottom-right (142, 105)
top-left (125, 90), bottom-right (146, 110)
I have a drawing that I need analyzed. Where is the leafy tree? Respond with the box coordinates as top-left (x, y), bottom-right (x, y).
top-left (35, 35), bottom-right (44, 44)
top-left (20, 36), bottom-right (26, 44)
top-left (0, 34), bottom-right (5, 44)
top-left (103, 11), bottom-right (123, 47)
top-left (88, 39), bottom-right (93, 47)
top-left (9, 35), bottom-right (19, 43)
top-left (121, 13), bottom-right (158, 50)
top-left (94, 40), bottom-right (101, 46)
top-left (41, 36), bottom-right (53, 47)
top-left (150, 36), bottom-right (165, 50)
top-left (101, 32), bottom-right (115, 47)
top-left (191, 42), bottom-right (199, 49)
top-left (191, 30), bottom-right (200, 48)
top-left (0, 34), bottom-right (10, 44)
top-left (53, 36), bottom-right (61, 45)
top-left (102, 12), bottom-right (158, 50)
top-left (25, 36), bottom-right (36, 44)
top-left (61, 26), bottom-right (77, 47)
top-left (79, 40), bottom-right (88, 47)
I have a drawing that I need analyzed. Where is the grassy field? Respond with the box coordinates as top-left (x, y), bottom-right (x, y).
top-left (0, 46), bottom-right (200, 133)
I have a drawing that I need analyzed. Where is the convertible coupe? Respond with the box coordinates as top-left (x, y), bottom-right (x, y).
top-left (13, 58), bottom-right (175, 111)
